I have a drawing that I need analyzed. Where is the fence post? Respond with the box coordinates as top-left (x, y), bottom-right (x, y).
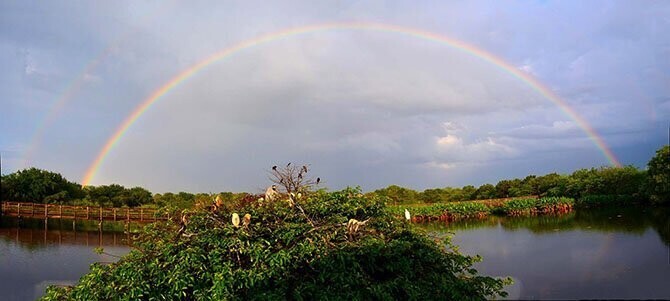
top-left (113, 208), bottom-right (117, 221)
top-left (140, 208), bottom-right (144, 221)
top-left (45, 204), bottom-right (48, 218)
top-left (86, 207), bottom-right (89, 220)
top-left (17, 203), bottom-right (21, 218)
top-left (59, 205), bottom-right (62, 218)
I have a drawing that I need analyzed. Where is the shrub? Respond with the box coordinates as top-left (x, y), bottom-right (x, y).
top-left (42, 188), bottom-right (509, 300)
top-left (498, 197), bottom-right (574, 216)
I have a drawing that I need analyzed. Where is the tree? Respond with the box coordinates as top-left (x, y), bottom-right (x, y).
top-left (420, 188), bottom-right (447, 203)
top-left (85, 184), bottom-right (153, 207)
top-left (461, 185), bottom-right (477, 200)
top-left (373, 185), bottom-right (420, 204)
top-left (647, 145), bottom-right (669, 204)
top-left (0, 168), bottom-right (84, 203)
top-left (473, 184), bottom-right (496, 200)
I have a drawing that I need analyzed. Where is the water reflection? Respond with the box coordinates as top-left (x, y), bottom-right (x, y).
top-left (420, 207), bottom-right (670, 299)
top-left (0, 217), bottom-right (132, 301)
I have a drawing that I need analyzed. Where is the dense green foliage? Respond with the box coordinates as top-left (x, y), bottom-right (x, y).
top-left (391, 197), bottom-right (575, 220)
top-left (42, 188), bottom-right (509, 300)
top-left (389, 202), bottom-right (491, 220)
top-left (0, 168), bottom-right (85, 203)
top-left (372, 165), bottom-right (647, 205)
top-left (0, 168), bottom-right (244, 208)
top-left (575, 195), bottom-right (638, 208)
top-left (498, 197), bottom-right (574, 216)
top-left (646, 145), bottom-right (669, 204)
top-left (83, 185), bottom-right (152, 207)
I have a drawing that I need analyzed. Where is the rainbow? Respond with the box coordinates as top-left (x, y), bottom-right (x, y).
top-left (22, 48), bottom-right (113, 167)
top-left (81, 21), bottom-right (621, 186)
top-left (22, 1), bottom-right (177, 167)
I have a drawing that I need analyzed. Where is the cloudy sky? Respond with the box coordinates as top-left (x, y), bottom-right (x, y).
top-left (1, 1), bottom-right (668, 193)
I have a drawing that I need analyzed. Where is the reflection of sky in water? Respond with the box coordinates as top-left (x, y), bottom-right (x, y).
top-left (431, 210), bottom-right (670, 300)
top-left (0, 226), bottom-right (130, 301)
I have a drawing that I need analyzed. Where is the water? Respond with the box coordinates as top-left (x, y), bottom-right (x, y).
top-left (1, 208), bottom-right (668, 300)
top-left (420, 207), bottom-right (670, 300)
top-left (0, 217), bottom-right (132, 301)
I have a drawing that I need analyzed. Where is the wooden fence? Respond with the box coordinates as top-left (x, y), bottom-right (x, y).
top-left (1, 201), bottom-right (171, 222)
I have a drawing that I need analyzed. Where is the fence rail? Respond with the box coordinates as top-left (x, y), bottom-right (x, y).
top-left (1, 201), bottom-right (170, 222)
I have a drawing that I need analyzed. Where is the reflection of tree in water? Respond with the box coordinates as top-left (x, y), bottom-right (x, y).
top-left (0, 217), bottom-right (133, 249)
top-left (649, 208), bottom-right (670, 246)
top-left (421, 207), bottom-right (670, 247)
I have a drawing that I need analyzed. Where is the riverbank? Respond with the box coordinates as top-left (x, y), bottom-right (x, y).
top-left (388, 195), bottom-right (654, 223)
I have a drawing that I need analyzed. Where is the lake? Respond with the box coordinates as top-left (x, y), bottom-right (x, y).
top-left (0, 217), bottom-right (132, 301)
top-left (1, 207), bottom-right (669, 300)
top-left (420, 206), bottom-right (670, 299)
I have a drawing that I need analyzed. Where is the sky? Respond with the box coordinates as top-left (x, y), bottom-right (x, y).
top-left (1, 1), bottom-right (668, 194)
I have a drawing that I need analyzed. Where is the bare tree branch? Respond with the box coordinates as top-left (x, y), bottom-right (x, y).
top-left (267, 163), bottom-right (321, 227)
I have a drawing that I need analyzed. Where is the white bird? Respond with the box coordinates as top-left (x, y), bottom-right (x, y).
top-left (404, 209), bottom-right (411, 221)
top-left (232, 213), bottom-right (240, 227)
top-left (265, 185), bottom-right (280, 202)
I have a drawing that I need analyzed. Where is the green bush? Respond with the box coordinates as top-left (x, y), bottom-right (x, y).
top-left (498, 198), bottom-right (537, 215)
top-left (42, 188), bottom-right (508, 300)
top-left (498, 197), bottom-right (574, 216)
top-left (575, 195), bottom-right (637, 208)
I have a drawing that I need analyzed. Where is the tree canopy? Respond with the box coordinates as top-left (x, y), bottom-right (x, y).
top-left (647, 145), bottom-right (669, 204)
top-left (0, 168), bottom-right (85, 203)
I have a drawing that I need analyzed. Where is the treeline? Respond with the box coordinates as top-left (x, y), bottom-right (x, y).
top-left (0, 168), bottom-right (153, 207)
top-left (0, 168), bottom-right (248, 208)
top-left (373, 145), bottom-right (668, 205)
top-left (372, 166), bottom-right (644, 204)
top-left (1, 145), bottom-right (668, 208)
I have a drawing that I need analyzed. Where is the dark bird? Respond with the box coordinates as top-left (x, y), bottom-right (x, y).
top-left (316, 177), bottom-right (321, 184)
top-left (272, 165), bottom-right (277, 171)
top-left (286, 162), bottom-right (291, 167)
top-left (298, 173), bottom-right (303, 179)
top-left (301, 165), bottom-right (308, 173)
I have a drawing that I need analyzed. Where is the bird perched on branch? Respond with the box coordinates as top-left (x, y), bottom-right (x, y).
top-left (211, 195), bottom-right (224, 212)
top-left (346, 218), bottom-right (369, 238)
top-left (272, 165), bottom-right (277, 171)
top-left (232, 213), bottom-right (240, 227)
top-left (242, 214), bottom-right (251, 227)
top-left (175, 212), bottom-right (190, 240)
top-left (316, 177), bottom-right (321, 185)
top-left (265, 185), bottom-right (280, 202)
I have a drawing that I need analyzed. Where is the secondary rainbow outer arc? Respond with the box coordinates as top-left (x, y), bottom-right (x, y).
top-left (81, 22), bottom-right (621, 186)
top-left (22, 49), bottom-right (112, 167)
top-left (22, 1), bottom-right (178, 167)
